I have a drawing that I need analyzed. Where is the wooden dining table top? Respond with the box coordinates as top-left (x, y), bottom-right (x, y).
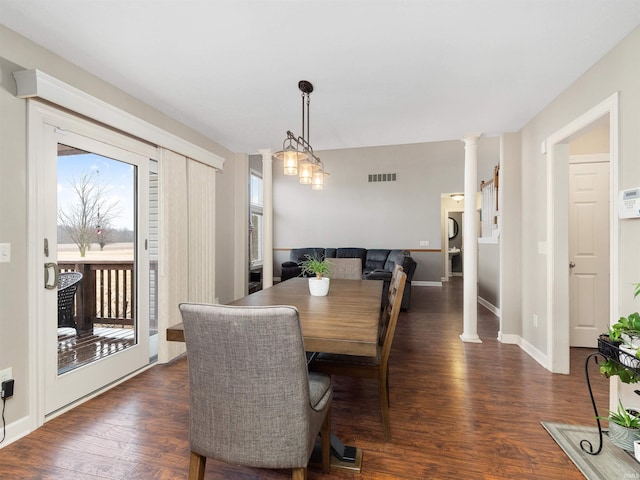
top-left (166, 277), bottom-right (384, 357)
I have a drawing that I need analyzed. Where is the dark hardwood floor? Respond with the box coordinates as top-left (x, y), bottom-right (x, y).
top-left (0, 278), bottom-right (608, 479)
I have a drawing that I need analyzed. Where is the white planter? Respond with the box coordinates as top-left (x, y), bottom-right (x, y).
top-left (608, 421), bottom-right (640, 451)
top-left (308, 277), bottom-right (330, 296)
top-left (621, 333), bottom-right (640, 349)
top-left (619, 344), bottom-right (640, 369)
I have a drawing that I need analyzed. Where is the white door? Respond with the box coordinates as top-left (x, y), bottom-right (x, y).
top-left (569, 158), bottom-right (610, 347)
top-left (33, 103), bottom-right (153, 415)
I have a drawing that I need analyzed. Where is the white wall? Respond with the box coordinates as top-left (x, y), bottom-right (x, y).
top-left (519, 25), bottom-right (640, 394)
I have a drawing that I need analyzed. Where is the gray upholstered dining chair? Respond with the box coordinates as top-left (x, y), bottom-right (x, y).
top-left (179, 303), bottom-right (333, 480)
top-left (328, 258), bottom-right (362, 280)
top-left (310, 268), bottom-right (406, 442)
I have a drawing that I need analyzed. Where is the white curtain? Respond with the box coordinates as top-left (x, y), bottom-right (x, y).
top-left (157, 148), bottom-right (217, 363)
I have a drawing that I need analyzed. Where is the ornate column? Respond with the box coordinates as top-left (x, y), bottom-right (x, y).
top-left (258, 149), bottom-right (273, 288)
top-left (460, 134), bottom-right (482, 343)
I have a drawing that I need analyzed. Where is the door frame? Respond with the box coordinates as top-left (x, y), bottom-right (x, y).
top-left (27, 100), bottom-right (158, 423)
top-left (545, 93), bottom-right (619, 375)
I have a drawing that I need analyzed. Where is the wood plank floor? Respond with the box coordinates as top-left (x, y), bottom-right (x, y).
top-left (0, 278), bottom-right (609, 479)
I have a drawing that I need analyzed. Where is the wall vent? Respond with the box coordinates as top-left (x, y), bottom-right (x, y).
top-left (368, 173), bottom-right (397, 183)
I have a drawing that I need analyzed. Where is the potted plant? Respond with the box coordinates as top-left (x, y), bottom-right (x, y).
top-left (597, 400), bottom-right (640, 451)
top-left (599, 282), bottom-right (640, 381)
top-left (299, 254), bottom-right (332, 296)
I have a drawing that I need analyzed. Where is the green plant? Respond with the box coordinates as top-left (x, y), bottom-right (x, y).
top-left (597, 400), bottom-right (640, 428)
top-left (599, 359), bottom-right (640, 383)
top-left (299, 254), bottom-right (332, 279)
top-left (608, 312), bottom-right (640, 342)
top-left (607, 282), bottom-right (640, 342)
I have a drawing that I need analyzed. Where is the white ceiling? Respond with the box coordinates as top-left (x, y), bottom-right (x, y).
top-left (2, 1), bottom-right (640, 154)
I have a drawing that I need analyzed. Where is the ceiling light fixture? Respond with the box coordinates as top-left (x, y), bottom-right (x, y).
top-left (273, 80), bottom-right (328, 190)
top-left (451, 193), bottom-right (464, 202)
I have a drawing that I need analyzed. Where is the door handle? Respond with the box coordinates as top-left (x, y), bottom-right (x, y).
top-left (44, 262), bottom-right (59, 290)
top-left (569, 262), bottom-right (576, 268)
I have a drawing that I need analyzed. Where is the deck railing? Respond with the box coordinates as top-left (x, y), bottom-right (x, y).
top-left (59, 260), bottom-right (135, 334)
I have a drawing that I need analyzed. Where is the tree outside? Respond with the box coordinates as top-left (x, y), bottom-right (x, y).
top-left (58, 170), bottom-right (123, 257)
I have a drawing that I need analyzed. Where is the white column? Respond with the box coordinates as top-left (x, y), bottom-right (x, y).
top-left (460, 134), bottom-right (482, 343)
top-left (258, 149), bottom-right (274, 288)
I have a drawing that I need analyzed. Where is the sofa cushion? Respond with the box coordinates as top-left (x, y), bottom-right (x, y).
top-left (364, 249), bottom-right (391, 274)
top-left (384, 250), bottom-right (408, 272)
top-left (324, 248), bottom-right (337, 258)
top-left (289, 247), bottom-right (326, 263)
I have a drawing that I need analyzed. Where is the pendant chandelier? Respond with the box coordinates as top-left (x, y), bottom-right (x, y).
top-left (273, 80), bottom-right (328, 190)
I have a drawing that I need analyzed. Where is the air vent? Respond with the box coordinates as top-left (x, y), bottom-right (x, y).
top-left (368, 173), bottom-right (397, 183)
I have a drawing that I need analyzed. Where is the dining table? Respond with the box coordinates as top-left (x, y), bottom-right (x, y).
top-left (166, 277), bottom-right (384, 472)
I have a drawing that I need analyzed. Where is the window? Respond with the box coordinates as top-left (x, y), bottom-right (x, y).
top-left (249, 170), bottom-right (263, 266)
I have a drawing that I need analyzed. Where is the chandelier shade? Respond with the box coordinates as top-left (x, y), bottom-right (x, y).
top-left (298, 160), bottom-right (313, 184)
top-left (311, 170), bottom-right (324, 190)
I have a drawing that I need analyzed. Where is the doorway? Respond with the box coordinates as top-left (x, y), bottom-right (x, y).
top-left (30, 101), bottom-right (155, 416)
top-left (545, 94), bottom-right (619, 374)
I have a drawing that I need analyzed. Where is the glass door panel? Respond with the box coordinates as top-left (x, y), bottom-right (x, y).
top-left (57, 144), bottom-right (137, 373)
top-left (44, 126), bottom-right (150, 416)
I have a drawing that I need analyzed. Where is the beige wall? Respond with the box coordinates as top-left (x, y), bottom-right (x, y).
top-left (519, 25), bottom-right (640, 385)
top-left (499, 132), bottom-right (522, 338)
top-left (0, 25), bottom-right (236, 436)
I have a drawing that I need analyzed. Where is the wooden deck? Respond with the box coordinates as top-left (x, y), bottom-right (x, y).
top-left (2, 277), bottom-right (608, 479)
top-left (58, 327), bottom-right (135, 375)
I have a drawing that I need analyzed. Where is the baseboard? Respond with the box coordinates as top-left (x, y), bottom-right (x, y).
top-left (478, 296), bottom-right (501, 317)
top-left (412, 281), bottom-right (443, 287)
top-left (520, 337), bottom-right (549, 370)
top-left (0, 414), bottom-right (34, 449)
top-left (497, 332), bottom-right (520, 344)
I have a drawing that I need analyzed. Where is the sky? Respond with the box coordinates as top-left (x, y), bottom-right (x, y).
top-left (57, 151), bottom-right (135, 231)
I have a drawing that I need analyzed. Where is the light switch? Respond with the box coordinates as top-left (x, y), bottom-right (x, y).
top-left (419, 240), bottom-right (430, 247)
top-left (0, 243), bottom-right (10, 263)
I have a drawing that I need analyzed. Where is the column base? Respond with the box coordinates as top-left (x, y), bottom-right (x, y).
top-left (459, 333), bottom-right (482, 343)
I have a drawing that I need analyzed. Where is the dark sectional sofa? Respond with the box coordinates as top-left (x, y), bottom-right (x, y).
top-left (281, 247), bottom-right (417, 310)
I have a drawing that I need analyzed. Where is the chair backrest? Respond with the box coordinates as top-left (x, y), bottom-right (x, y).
top-left (58, 271), bottom-right (83, 326)
top-left (179, 303), bottom-right (316, 469)
top-left (329, 258), bottom-right (362, 280)
top-left (378, 269), bottom-right (407, 367)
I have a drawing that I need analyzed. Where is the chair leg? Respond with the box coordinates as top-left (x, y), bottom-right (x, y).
top-left (321, 406), bottom-right (332, 473)
top-left (292, 467), bottom-right (307, 480)
top-left (188, 451), bottom-right (206, 480)
top-left (379, 374), bottom-right (391, 442)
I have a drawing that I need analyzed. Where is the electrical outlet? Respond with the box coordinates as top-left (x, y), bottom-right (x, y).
top-left (419, 240), bottom-right (430, 247)
top-left (533, 314), bottom-right (538, 328)
top-left (0, 368), bottom-right (12, 383)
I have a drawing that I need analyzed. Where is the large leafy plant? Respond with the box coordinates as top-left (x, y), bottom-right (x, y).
top-left (607, 283), bottom-right (640, 342)
top-left (599, 359), bottom-right (640, 383)
top-left (608, 312), bottom-right (640, 342)
top-left (599, 283), bottom-right (640, 383)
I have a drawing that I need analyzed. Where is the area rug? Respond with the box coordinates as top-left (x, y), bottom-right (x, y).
top-left (542, 422), bottom-right (640, 479)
